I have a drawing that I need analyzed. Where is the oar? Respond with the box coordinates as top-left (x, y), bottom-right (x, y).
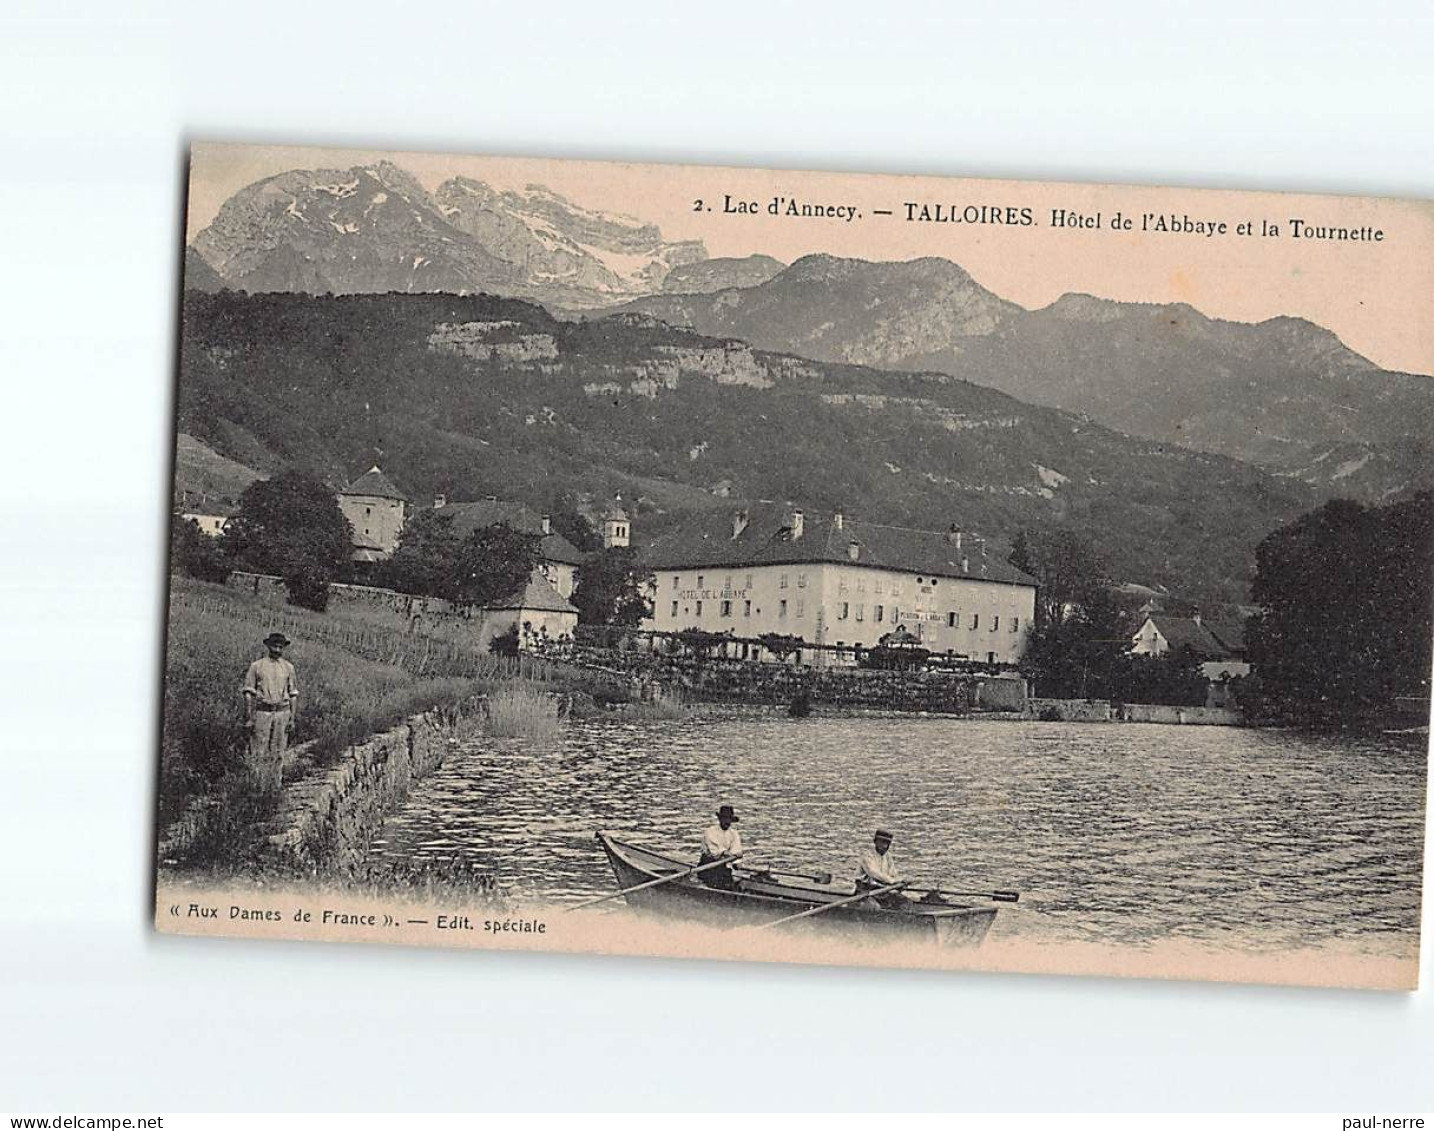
top-left (566, 856), bottom-right (739, 912)
top-left (755, 882), bottom-right (906, 930)
top-left (914, 886), bottom-right (1021, 903)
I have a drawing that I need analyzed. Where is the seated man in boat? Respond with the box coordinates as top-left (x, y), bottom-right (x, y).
top-left (698, 804), bottom-right (744, 891)
top-left (857, 828), bottom-right (910, 908)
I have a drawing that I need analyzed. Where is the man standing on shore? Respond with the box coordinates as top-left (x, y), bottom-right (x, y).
top-left (242, 632), bottom-right (299, 795)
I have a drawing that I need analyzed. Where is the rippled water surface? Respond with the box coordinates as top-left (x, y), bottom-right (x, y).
top-left (370, 716), bottom-right (1428, 955)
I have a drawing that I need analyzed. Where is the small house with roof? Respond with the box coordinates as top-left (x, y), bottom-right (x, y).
top-left (479, 569), bottom-right (580, 651)
top-left (1131, 612), bottom-right (1251, 682)
top-left (338, 466), bottom-right (408, 562)
top-left (642, 503), bottom-right (1037, 665)
top-left (177, 488), bottom-right (236, 538)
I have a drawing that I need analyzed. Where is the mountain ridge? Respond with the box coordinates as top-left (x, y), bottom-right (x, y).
top-left (615, 255), bottom-right (1434, 501)
top-left (177, 289), bottom-right (1323, 603)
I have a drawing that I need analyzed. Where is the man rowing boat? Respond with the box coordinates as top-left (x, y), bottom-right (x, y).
top-left (698, 804), bottom-right (743, 891)
top-left (857, 828), bottom-right (911, 909)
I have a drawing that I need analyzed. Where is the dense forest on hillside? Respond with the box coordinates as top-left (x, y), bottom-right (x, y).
top-left (177, 290), bottom-right (1323, 602)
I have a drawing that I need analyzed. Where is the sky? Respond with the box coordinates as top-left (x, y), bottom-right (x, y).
top-left (189, 141), bottom-right (1434, 376)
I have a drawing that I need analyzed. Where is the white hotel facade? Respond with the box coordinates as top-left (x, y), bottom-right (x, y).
top-left (642, 504), bottom-right (1038, 665)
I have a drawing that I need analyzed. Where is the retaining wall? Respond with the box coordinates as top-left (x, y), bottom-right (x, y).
top-left (1124, 704), bottom-right (1243, 726)
top-left (1027, 697), bottom-right (1114, 722)
top-left (262, 710), bottom-right (450, 871)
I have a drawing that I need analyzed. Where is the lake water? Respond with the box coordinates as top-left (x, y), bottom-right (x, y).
top-left (369, 715), bottom-right (1427, 957)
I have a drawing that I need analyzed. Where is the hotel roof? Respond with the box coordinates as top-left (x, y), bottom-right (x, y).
top-left (646, 503), bottom-right (1036, 587)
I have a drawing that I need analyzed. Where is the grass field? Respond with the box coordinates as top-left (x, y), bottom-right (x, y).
top-left (159, 578), bottom-right (584, 833)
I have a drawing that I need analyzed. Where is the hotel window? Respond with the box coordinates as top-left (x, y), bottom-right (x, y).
top-left (838, 576), bottom-right (847, 593)
top-left (745, 574), bottom-right (753, 589)
top-left (672, 575), bottom-right (679, 589)
top-left (725, 575), bottom-right (733, 589)
top-left (839, 602), bottom-right (849, 620)
top-left (779, 599), bottom-right (788, 618)
top-left (696, 600), bottom-right (703, 616)
top-left (947, 611), bottom-right (957, 628)
top-left (796, 599), bottom-right (805, 617)
top-left (670, 600), bottom-right (678, 617)
top-left (874, 579), bottom-right (884, 595)
top-left (1010, 617), bottom-right (1019, 632)
top-left (780, 573), bottom-right (789, 589)
top-left (891, 580), bottom-right (902, 596)
top-left (744, 600), bottom-right (752, 617)
top-left (874, 605), bottom-right (884, 623)
top-left (697, 575), bottom-right (704, 589)
top-left (891, 606), bottom-right (899, 622)
top-left (970, 613), bottom-right (979, 629)
top-left (721, 600), bottom-right (732, 617)
top-left (991, 616), bottom-right (999, 631)
top-left (797, 572), bottom-right (806, 588)
top-left (857, 575), bottom-right (866, 591)
top-left (855, 604), bottom-right (864, 622)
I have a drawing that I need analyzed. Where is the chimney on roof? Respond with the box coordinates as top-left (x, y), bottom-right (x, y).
top-left (946, 524), bottom-right (962, 550)
top-left (434, 493), bottom-right (447, 510)
top-left (847, 541), bottom-right (860, 561)
top-left (833, 509), bottom-right (844, 531)
top-left (789, 508), bottom-right (804, 540)
top-left (732, 509), bottom-right (749, 540)
top-left (540, 514), bottom-right (552, 535)
top-left (961, 557), bottom-right (970, 574)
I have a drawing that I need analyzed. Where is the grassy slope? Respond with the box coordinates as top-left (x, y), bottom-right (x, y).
top-left (158, 577), bottom-right (585, 832)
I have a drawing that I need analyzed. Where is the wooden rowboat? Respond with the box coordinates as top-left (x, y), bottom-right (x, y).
top-left (595, 831), bottom-right (998, 948)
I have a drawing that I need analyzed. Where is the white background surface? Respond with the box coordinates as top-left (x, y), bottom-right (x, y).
top-left (1, 0), bottom-right (1431, 1113)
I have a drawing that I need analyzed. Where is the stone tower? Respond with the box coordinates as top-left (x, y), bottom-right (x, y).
top-left (337, 466), bottom-right (407, 561)
top-left (602, 496), bottom-right (630, 549)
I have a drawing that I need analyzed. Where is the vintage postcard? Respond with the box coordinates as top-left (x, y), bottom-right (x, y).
top-left (156, 141), bottom-right (1432, 990)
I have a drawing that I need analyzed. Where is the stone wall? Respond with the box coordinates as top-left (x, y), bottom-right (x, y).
top-left (262, 710), bottom-right (451, 872)
top-left (650, 659), bottom-right (983, 714)
top-left (1022, 698), bottom-right (1244, 725)
top-left (1124, 704), bottom-right (1243, 726)
top-left (1027, 697), bottom-right (1114, 722)
top-left (973, 676), bottom-right (1029, 712)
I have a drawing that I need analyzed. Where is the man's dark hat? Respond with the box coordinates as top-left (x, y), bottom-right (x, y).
top-left (874, 828), bottom-right (894, 842)
top-left (716, 804), bottom-right (739, 823)
top-left (264, 632), bottom-right (291, 647)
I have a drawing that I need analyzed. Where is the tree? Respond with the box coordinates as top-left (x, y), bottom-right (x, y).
top-left (451, 524), bottom-right (540, 608)
top-left (222, 470), bottom-right (352, 610)
top-left (1118, 649), bottom-right (1208, 706)
top-left (1247, 492), bottom-right (1433, 724)
top-left (1009, 527), bottom-right (1109, 629)
top-left (379, 515), bottom-right (538, 607)
top-left (1012, 528), bottom-right (1130, 697)
top-left (489, 624), bottom-right (520, 656)
top-left (572, 546), bottom-right (654, 626)
top-left (378, 508), bottom-right (463, 598)
top-left (169, 515), bottom-right (231, 584)
top-left (546, 494), bottom-right (603, 554)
